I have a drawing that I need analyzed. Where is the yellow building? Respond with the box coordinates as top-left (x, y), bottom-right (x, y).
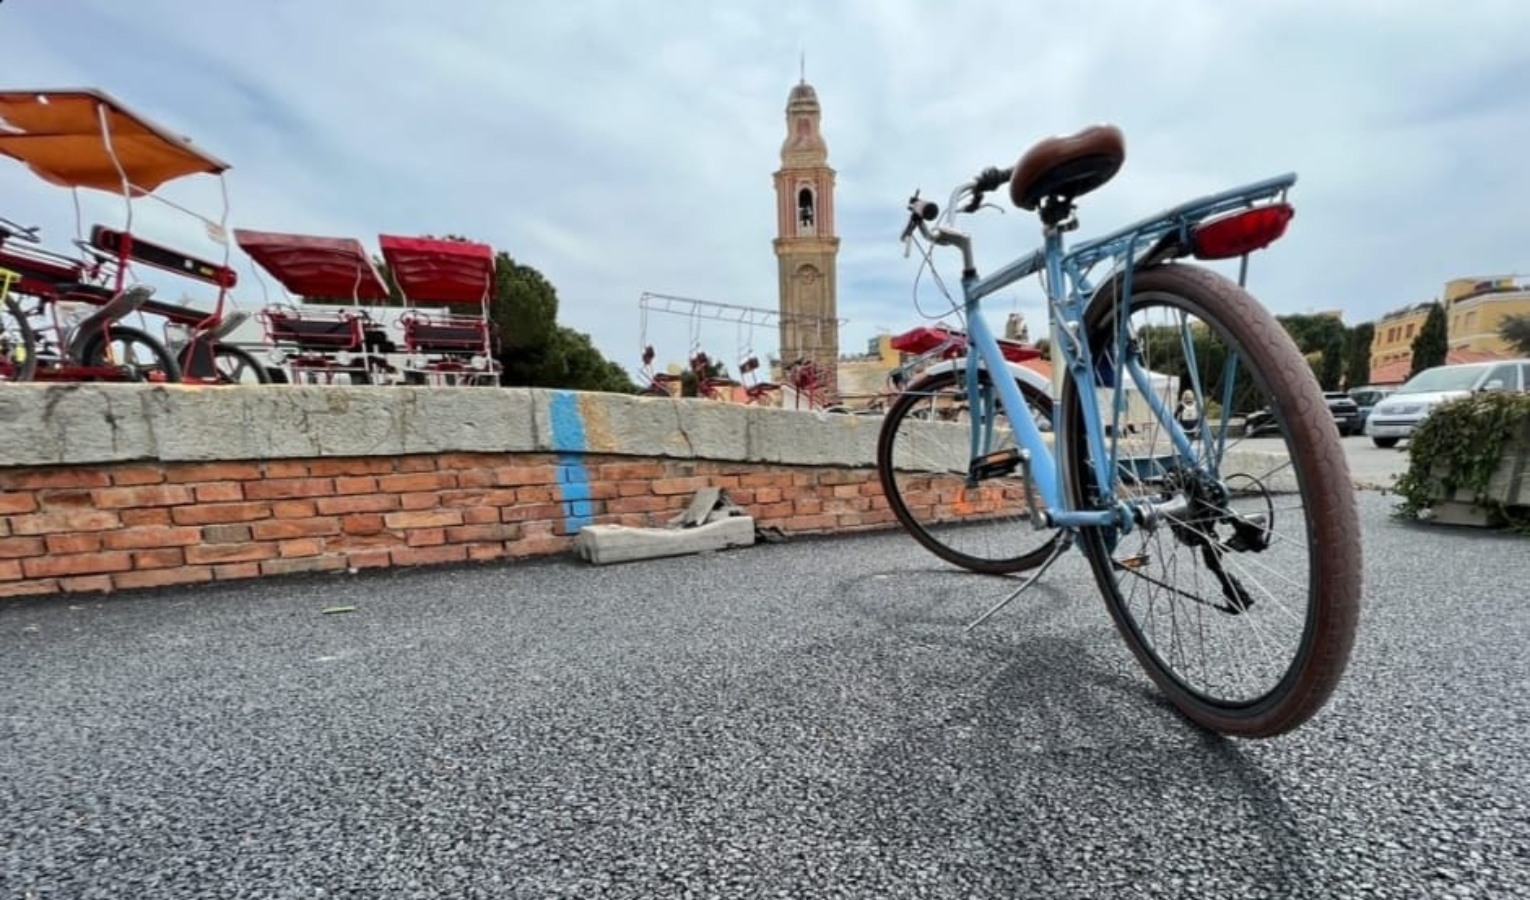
top-left (1443, 276), bottom-right (1530, 355)
top-left (1367, 275), bottom-right (1529, 379)
top-left (835, 333), bottom-right (900, 409)
top-left (1370, 302), bottom-right (1434, 371)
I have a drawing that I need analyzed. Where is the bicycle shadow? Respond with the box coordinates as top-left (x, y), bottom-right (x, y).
top-left (824, 632), bottom-right (1316, 896)
top-left (831, 564), bottom-right (1079, 635)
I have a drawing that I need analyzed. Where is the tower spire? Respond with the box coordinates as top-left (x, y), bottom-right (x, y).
top-left (799, 50), bottom-right (805, 84)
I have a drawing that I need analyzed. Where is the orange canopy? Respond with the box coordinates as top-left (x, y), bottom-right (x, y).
top-left (0, 88), bottom-right (229, 195)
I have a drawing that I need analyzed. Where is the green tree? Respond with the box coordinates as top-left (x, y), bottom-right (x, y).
top-left (545, 326), bottom-right (637, 394)
top-left (490, 253), bottom-right (562, 386)
top-left (1344, 322), bottom-right (1374, 389)
top-left (1409, 302), bottom-right (1448, 377)
top-left (1276, 313), bottom-right (1347, 389)
top-left (476, 246), bottom-right (634, 392)
top-left (1498, 313), bottom-right (1530, 356)
top-left (1318, 329), bottom-right (1345, 391)
top-left (1136, 323), bottom-right (1262, 417)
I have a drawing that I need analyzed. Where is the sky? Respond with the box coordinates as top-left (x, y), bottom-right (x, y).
top-left (2, 0), bottom-right (1528, 378)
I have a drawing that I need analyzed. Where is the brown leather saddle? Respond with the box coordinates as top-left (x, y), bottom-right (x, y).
top-left (1008, 124), bottom-right (1126, 212)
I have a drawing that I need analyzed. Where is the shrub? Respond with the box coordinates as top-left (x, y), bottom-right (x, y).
top-left (1391, 391), bottom-right (1530, 531)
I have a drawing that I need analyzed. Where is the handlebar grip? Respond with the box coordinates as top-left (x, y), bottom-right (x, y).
top-left (901, 196), bottom-right (940, 242)
top-left (960, 166), bottom-right (1014, 212)
top-left (974, 166), bottom-right (1013, 193)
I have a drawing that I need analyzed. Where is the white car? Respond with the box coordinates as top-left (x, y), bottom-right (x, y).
top-left (1365, 358), bottom-right (1530, 448)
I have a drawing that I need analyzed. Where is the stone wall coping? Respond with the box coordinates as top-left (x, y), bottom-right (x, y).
top-left (0, 384), bottom-right (885, 469)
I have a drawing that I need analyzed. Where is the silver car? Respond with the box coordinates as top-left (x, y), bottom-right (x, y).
top-left (1365, 359), bottom-right (1530, 448)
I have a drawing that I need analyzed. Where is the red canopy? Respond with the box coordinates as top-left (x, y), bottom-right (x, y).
top-left (0, 88), bottom-right (230, 195)
top-left (235, 229), bottom-right (390, 301)
top-left (378, 234), bottom-right (495, 305)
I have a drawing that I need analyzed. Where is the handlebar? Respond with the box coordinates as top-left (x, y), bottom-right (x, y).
top-left (901, 163), bottom-right (1010, 269)
top-left (0, 215), bottom-right (42, 245)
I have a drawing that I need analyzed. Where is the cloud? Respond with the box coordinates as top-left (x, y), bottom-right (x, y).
top-left (2, 0), bottom-right (1526, 376)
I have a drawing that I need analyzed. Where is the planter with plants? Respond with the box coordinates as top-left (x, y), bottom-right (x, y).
top-left (1391, 391), bottom-right (1530, 529)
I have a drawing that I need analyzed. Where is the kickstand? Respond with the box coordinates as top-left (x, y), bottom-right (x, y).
top-left (965, 532), bottom-right (1073, 632)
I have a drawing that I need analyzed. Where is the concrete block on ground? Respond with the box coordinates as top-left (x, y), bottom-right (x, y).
top-left (575, 515), bottom-right (756, 565)
top-left (1427, 500), bottom-right (1505, 528)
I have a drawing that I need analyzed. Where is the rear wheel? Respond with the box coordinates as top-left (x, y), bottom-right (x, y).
top-left (1371, 437), bottom-right (1399, 449)
top-left (877, 367), bottom-right (1061, 574)
top-left (1060, 264), bottom-right (1360, 737)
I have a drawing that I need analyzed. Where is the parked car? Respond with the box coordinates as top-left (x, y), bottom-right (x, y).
top-left (1365, 359), bottom-right (1530, 448)
top-left (1325, 391), bottom-right (1362, 435)
top-left (1348, 385), bottom-right (1396, 432)
top-left (1244, 391), bottom-right (1361, 437)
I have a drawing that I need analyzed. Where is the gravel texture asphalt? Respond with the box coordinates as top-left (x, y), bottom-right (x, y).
top-left (2, 491), bottom-right (1527, 899)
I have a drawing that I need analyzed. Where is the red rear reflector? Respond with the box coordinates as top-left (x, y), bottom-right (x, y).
top-left (1190, 204), bottom-right (1294, 260)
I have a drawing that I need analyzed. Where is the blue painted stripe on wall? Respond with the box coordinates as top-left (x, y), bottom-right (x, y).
top-left (548, 390), bottom-right (587, 453)
top-left (549, 391), bottom-right (594, 533)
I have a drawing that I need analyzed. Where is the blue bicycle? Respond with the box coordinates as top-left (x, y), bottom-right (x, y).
top-left (877, 126), bottom-right (1360, 737)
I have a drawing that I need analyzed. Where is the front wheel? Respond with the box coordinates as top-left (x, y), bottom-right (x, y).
top-left (1061, 264), bottom-right (1360, 737)
top-left (78, 325), bottom-right (182, 383)
top-left (1371, 437), bottom-right (1399, 449)
top-left (877, 367), bottom-right (1062, 574)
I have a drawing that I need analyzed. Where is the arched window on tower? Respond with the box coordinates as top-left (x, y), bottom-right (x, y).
top-left (797, 186), bottom-right (815, 235)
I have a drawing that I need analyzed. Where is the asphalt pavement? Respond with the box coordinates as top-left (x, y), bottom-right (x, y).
top-left (2, 490), bottom-right (1526, 899)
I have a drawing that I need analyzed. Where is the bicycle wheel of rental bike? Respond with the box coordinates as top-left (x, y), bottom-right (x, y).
top-left (877, 368), bottom-right (1062, 574)
top-left (178, 342), bottom-right (272, 384)
top-left (79, 325), bottom-right (183, 383)
top-left (212, 344), bottom-right (273, 384)
top-left (1060, 264), bottom-right (1359, 737)
top-left (2, 295), bottom-right (37, 381)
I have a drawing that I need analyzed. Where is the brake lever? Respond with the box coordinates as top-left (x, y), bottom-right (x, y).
top-left (900, 187), bottom-right (934, 252)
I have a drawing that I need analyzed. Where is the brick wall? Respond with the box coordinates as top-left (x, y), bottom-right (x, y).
top-left (0, 452), bottom-right (928, 599)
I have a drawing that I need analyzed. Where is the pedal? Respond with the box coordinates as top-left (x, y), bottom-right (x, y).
top-left (969, 447), bottom-right (1022, 480)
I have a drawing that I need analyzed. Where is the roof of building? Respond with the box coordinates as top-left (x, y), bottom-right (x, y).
top-left (1366, 348), bottom-right (1512, 386)
top-left (1378, 301), bottom-right (1437, 321)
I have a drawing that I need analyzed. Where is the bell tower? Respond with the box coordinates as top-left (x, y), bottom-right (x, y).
top-left (773, 73), bottom-right (840, 400)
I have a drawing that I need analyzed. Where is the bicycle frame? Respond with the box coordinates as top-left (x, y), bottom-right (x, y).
top-left (932, 172), bottom-right (1297, 532)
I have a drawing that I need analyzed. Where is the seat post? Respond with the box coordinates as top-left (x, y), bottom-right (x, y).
top-left (1038, 195), bottom-right (1079, 233)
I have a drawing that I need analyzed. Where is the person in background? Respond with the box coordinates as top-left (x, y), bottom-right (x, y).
top-left (1174, 389), bottom-right (1201, 440)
